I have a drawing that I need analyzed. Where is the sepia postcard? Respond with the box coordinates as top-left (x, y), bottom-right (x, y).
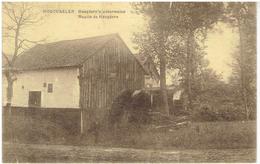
top-left (2, 2), bottom-right (256, 163)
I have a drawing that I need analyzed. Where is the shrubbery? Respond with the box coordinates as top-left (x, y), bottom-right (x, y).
top-left (193, 103), bottom-right (247, 122)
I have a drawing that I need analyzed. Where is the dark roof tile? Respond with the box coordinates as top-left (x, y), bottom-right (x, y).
top-left (14, 34), bottom-right (116, 70)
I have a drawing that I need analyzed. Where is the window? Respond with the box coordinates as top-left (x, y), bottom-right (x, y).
top-left (47, 83), bottom-right (53, 93)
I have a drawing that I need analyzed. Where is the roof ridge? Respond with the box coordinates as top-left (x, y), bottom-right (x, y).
top-left (13, 33), bottom-right (148, 72)
top-left (39, 33), bottom-right (118, 46)
top-left (14, 33), bottom-right (119, 70)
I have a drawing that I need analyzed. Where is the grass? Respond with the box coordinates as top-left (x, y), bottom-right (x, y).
top-left (90, 120), bottom-right (256, 150)
top-left (3, 142), bottom-right (256, 163)
top-left (3, 110), bottom-right (256, 150)
top-left (3, 115), bottom-right (69, 144)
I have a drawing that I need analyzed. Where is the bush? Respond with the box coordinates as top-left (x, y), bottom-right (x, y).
top-left (217, 104), bottom-right (245, 121)
top-left (193, 103), bottom-right (246, 122)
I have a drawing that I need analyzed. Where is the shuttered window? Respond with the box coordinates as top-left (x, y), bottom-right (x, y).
top-left (47, 83), bottom-right (53, 93)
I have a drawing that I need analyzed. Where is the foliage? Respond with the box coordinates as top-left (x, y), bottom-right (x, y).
top-left (133, 2), bottom-right (256, 121)
top-left (193, 103), bottom-right (246, 121)
top-left (133, 2), bottom-right (225, 113)
top-left (225, 2), bottom-right (256, 119)
top-left (188, 3), bottom-right (256, 121)
top-left (133, 2), bottom-right (175, 115)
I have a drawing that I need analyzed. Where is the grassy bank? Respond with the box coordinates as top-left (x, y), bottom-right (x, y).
top-left (97, 121), bottom-right (256, 149)
top-left (3, 110), bottom-right (256, 149)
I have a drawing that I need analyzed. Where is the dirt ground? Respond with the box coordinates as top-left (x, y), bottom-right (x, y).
top-left (3, 142), bottom-right (256, 163)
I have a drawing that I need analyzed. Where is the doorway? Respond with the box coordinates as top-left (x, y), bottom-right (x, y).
top-left (28, 91), bottom-right (41, 107)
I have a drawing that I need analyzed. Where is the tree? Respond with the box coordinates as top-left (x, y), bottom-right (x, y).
top-left (133, 2), bottom-right (224, 114)
top-left (133, 2), bottom-right (175, 116)
top-left (3, 4), bottom-right (44, 150)
top-left (226, 2), bottom-right (256, 119)
top-left (168, 3), bottom-right (224, 111)
top-left (3, 3), bottom-right (44, 110)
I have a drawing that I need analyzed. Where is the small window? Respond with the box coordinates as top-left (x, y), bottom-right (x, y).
top-left (47, 83), bottom-right (53, 93)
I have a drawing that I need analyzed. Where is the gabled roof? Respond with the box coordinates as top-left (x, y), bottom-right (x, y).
top-left (14, 34), bottom-right (126, 70)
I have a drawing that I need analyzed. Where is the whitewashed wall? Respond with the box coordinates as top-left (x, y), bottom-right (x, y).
top-left (2, 67), bottom-right (80, 109)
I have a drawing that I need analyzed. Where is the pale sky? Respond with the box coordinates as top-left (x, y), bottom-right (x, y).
top-left (205, 23), bottom-right (238, 81)
top-left (3, 2), bottom-right (238, 82)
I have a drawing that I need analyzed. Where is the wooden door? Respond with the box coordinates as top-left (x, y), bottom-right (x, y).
top-left (28, 91), bottom-right (41, 107)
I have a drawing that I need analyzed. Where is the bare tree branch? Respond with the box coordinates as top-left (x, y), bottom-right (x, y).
top-left (2, 52), bottom-right (11, 66)
top-left (3, 3), bottom-right (18, 23)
